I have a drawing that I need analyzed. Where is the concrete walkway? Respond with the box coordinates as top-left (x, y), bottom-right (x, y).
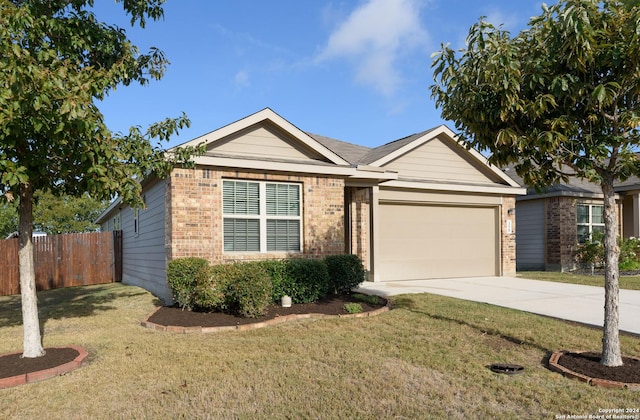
top-left (357, 276), bottom-right (640, 335)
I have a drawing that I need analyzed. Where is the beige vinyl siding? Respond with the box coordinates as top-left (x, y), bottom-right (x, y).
top-left (378, 203), bottom-right (498, 280)
top-left (120, 180), bottom-right (171, 302)
top-left (213, 123), bottom-right (325, 162)
top-left (515, 200), bottom-right (545, 270)
top-left (379, 188), bottom-right (504, 206)
top-left (382, 135), bottom-right (499, 184)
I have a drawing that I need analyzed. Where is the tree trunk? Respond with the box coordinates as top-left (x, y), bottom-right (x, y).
top-left (600, 179), bottom-right (622, 367)
top-left (18, 184), bottom-right (45, 358)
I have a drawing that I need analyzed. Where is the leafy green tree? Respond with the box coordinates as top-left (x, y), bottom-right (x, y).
top-left (0, 199), bottom-right (18, 238)
top-left (0, 0), bottom-right (203, 358)
top-left (0, 192), bottom-right (106, 236)
top-left (33, 191), bottom-right (108, 234)
top-left (431, 0), bottom-right (640, 367)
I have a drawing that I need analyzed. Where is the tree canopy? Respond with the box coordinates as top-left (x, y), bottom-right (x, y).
top-left (431, 0), bottom-right (640, 366)
top-left (431, 0), bottom-right (640, 188)
top-left (0, 192), bottom-right (107, 237)
top-left (0, 0), bottom-right (200, 208)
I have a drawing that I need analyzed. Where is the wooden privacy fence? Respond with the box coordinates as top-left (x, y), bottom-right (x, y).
top-left (0, 231), bottom-right (122, 296)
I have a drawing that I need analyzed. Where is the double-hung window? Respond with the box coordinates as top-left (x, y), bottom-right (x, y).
top-left (577, 203), bottom-right (604, 243)
top-left (223, 180), bottom-right (301, 252)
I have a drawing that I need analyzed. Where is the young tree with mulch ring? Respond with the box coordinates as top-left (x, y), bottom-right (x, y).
top-left (431, 0), bottom-right (640, 367)
top-left (0, 0), bottom-right (203, 358)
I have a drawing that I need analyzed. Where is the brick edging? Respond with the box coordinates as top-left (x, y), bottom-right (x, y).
top-left (141, 300), bottom-right (392, 334)
top-left (0, 345), bottom-right (88, 390)
top-left (548, 350), bottom-right (640, 390)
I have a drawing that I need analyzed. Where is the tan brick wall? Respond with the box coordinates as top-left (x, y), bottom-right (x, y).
top-left (501, 196), bottom-right (517, 276)
top-left (166, 167), bottom-right (345, 265)
top-left (348, 187), bottom-right (370, 271)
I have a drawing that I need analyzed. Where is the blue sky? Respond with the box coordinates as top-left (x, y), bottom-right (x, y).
top-left (93, 0), bottom-right (545, 149)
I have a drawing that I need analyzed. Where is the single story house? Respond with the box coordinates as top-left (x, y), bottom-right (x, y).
top-left (97, 108), bottom-right (526, 302)
top-left (506, 167), bottom-right (640, 271)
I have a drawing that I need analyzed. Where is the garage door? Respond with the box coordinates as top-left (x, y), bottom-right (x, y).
top-left (378, 203), bottom-right (498, 280)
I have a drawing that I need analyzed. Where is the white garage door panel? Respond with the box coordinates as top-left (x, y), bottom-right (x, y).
top-left (379, 204), bottom-right (498, 280)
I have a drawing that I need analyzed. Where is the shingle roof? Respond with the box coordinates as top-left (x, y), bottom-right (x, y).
top-left (306, 133), bottom-right (371, 165)
top-left (309, 127), bottom-right (441, 166)
top-left (503, 165), bottom-right (637, 196)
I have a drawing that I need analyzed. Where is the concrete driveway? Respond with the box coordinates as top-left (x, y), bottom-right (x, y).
top-left (357, 276), bottom-right (640, 335)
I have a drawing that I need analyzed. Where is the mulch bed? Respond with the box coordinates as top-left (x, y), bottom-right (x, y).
top-left (556, 351), bottom-right (640, 384)
top-left (0, 347), bottom-right (79, 380)
top-left (147, 293), bottom-right (387, 328)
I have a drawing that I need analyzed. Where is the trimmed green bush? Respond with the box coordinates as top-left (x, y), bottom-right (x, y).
top-left (167, 257), bottom-right (209, 310)
top-left (193, 265), bottom-right (227, 311)
top-left (620, 236), bottom-right (640, 270)
top-left (223, 262), bottom-right (273, 318)
top-left (286, 258), bottom-right (330, 303)
top-left (325, 254), bottom-right (366, 294)
top-left (257, 260), bottom-right (294, 303)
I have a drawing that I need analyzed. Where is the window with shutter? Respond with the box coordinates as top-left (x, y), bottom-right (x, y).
top-left (223, 180), bottom-right (302, 252)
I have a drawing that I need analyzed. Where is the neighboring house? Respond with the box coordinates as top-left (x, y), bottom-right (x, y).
top-left (506, 167), bottom-right (640, 272)
top-left (97, 108), bottom-right (526, 302)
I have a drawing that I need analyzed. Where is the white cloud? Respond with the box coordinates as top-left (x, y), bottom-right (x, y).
top-left (315, 0), bottom-right (429, 96)
top-left (234, 70), bottom-right (250, 88)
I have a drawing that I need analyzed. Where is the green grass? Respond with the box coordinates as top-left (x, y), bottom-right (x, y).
top-left (518, 271), bottom-right (640, 290)
top-left (1, 283), bottom-right (639, 418)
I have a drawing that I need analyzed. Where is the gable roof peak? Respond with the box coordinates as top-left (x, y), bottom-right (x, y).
top-left (176, 108), bottom-right (351, 166)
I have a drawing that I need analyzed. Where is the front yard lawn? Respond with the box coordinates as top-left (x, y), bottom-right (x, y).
top-left (0, 283), bottom-right (638, 418)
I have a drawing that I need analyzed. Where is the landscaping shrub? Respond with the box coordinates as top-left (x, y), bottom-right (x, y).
top-left (258, 259), bottom-right (294, 303)
top-left (325, 254), bottom-right (366, 294)
top-left (620, 236), bottom-right (640, 271)
top-left (575, 233), bottom-right (640, 271)
top-left (223, 262), bottom-right (273, 318)
top-left (286, 258), bottom-right (330, 303)
top-left (167, 257), bottom-right (209, 310)
top-left (193, 265), bottom-right (228, 311)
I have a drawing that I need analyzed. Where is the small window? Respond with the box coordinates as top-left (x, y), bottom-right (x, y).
top-left (133, 208), bottom-right (140, 237)
top-left (223, 180), bottom-right (302, 252)
top-left (577, 204), bottom-right (604, 243)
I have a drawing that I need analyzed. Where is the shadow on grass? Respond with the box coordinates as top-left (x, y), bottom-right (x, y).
top-left (392, 296), bottom-right (550, 354)
top-left (0, 283), bottom-right (150, 330)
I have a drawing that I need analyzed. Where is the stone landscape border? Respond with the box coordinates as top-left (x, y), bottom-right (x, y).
top-left (548, 350), bottom-right (640, 390)
top-left (0, 345), bottom-right (88, 390)
top-left (141, 301), bottom-right (391, 333)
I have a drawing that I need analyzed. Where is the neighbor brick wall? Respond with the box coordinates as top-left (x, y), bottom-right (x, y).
top-left (501, 196), bottom-right (517, 276)
top-left (545, 196), bottom-right (577, 271)
top-left (166, 167), bottom-right (346, 265)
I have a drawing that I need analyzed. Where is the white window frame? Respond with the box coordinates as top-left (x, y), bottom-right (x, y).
top-left (577, 203), bottom-right (604, 243)
top-left (223, 179), bottom-right (302, 253)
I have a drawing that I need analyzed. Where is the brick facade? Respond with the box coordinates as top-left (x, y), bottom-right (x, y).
top-left (545, 197), bottom-right (577, 271)
top-left (164, 168), bottom-right (518, 277)
top-left (501, 196), bottom-right (517, 276)
top-left (348, 187), bottom-right (371, 271)
top-left (166, 167), bottom-right (346, 265)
